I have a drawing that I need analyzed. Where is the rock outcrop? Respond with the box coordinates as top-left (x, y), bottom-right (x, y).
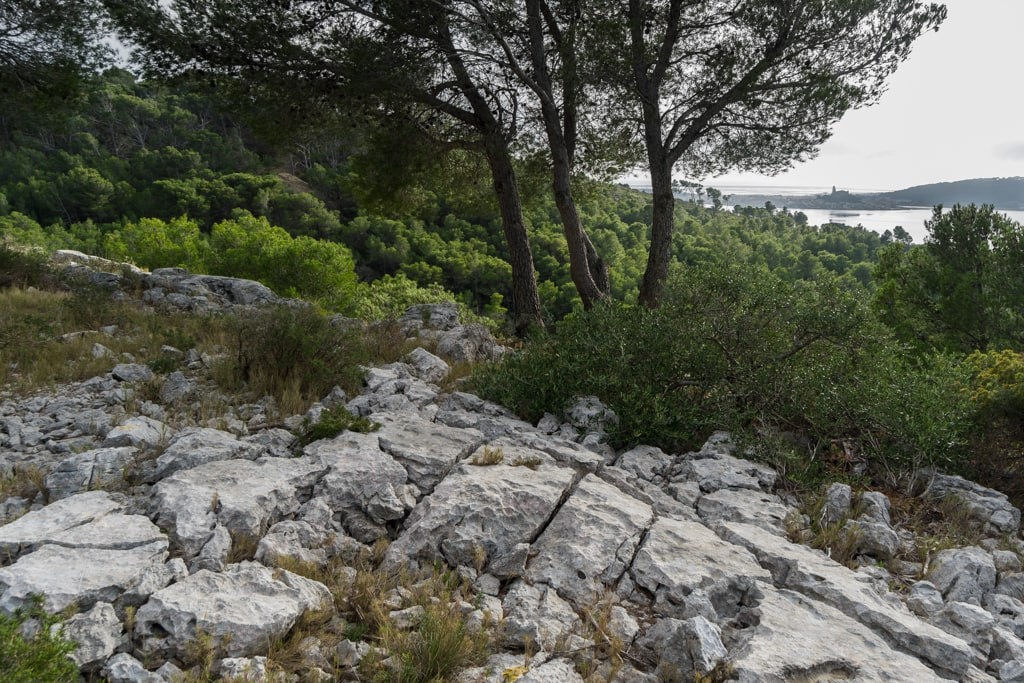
top-left (3, 260), bottom-right (1024, 681)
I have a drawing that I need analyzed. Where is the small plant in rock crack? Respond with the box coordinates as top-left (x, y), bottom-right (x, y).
top-left (298, 406), bottom-right (379, 447)
top-left (469, 445), bottom-right (505, 466)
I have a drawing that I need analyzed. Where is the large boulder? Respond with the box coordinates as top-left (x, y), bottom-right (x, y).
top-left (920, 471), bottom-right (1021, 536)
top-left (135, 562), bottom-right (331, 659)
top-left (373, 411), bottom-right (485, 492)
top-left (150, 457), bottom-right (326, 559)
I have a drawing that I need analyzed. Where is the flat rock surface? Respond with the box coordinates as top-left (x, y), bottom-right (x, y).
top-left (0, 491), bottom-right (124, 559)
top-left (0, 541), bottom-right (168, 613)
top-left (527, 474), bottom-right (654, 607)
top-left (719, 521), bottom-right (976, 678)
top-left (730, 587), bottom-right (944, 682)
top-left (374, 411), bottom-right (485, 492)
top-left (385, 461), bottom-right (575, 571)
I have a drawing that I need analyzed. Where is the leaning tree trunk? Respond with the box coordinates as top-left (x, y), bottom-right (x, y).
top-left (550, 148), bottom-right (609, 309)
top-left (483, 131), bottom-right (545, 334)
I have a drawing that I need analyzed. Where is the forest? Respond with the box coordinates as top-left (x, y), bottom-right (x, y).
top-left (2, 1), bottom-right (1024, 501)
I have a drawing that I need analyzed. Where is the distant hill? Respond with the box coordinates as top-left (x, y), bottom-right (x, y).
top-left (731, 177), bottom-right (1024, 211)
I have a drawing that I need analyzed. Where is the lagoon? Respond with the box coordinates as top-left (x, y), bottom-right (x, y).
top-left (785, 207), bottom-right (1024, 244)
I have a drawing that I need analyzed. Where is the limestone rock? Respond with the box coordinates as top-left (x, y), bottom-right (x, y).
top-left (405, 347), bottom-right (449, 384)
top-left (614, 445), bottom-right (673, 483)
top-left (921, 471), bottom-right (1021, 536)
top-left (928, 546), bottom-right (997, 605)
top-left (44, 446), bottom-right (137, 500)
top-left (729, 587), bottom-right (944, 682)
top-left (150, 457), bottom-right (326, 559)
top-left (0, 540), bottom-right (168, 613)
top-left (57, 601), bottom-right (124, 671)
top-left (385, 461), bottom-right (574, 572)
top-left (501, 581), bottom-right (581, 651)
top-left (400, 303), bottom-right (461, 333)
top-left (527, 475), bottom-right (654, 608)
top-left (102, 415), bottom-right (169, 449)
top-left (516, 658), bottom-right (584, 683)
top-left (821, 482), bottom-right (852, 525)
top-left (436, 323), bottom-right (504, 363)
top-left (374, 411), bottom-right (485, 492)
top-left (149, 427), bottom-right (264, 481)
top-left (630, 517), bottom-right (770, 620)
top-left (111, 364), bottom-right (155, 383)
top-left (0, 490), bottom-right (124, 560)
top-left (102, 653), bottom-right (164, 683)
top-left (841, 518), bottom-right (900, 561)
top-left (696, 488), bottom-right (793, 533)
top-left (908, 581), bottom-right (946, 617)
top-left (637, 615), bottom-right (727, 675)
top-left (135, 561), bottom-right (331, 659)
top-left (720, 521), bottom-right (976, 678)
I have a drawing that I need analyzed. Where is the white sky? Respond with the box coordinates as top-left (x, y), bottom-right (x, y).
top-left (701, 0), bottom-right (1024, 193)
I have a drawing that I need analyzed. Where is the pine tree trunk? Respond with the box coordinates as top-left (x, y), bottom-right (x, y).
top-left (638, 159), bottom-right (675, 308)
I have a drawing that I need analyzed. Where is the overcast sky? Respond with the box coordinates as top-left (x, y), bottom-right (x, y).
top-left (701, 0), bottom-right (1024, 193)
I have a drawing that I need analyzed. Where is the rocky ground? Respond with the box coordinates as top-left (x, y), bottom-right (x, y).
top-left (3, 253), bottom-right (1024, 682)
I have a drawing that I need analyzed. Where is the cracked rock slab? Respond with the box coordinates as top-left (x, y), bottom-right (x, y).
top-left (719, 521), bottom-right (976, 678)
top-left (0, 490), bottom-right (124, 560)
top-left (0, 540), bottom-right (168, 614)
top-left (385, 461), bottom-right (574, 571)
top-left (730, 587), bottom-right (944, 682)
top-left (630, 517), bottom-right (771, 619)
top-left (373, 411), bottom-right (485, 492)
top-left (527, 474), bottom-right (654, 608)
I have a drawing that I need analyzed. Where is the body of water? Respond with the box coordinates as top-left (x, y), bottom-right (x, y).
top-left (786, 207), bottom-right (1024, 244)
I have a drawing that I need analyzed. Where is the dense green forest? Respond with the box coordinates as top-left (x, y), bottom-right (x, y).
top-left (1, 69), bottom-right (892, 321)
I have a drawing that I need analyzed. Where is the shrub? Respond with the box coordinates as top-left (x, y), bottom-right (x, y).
top-left (298, 406), bottom-right (380, 447)
top-left (214, 305), bottom-right (370, 415)
top-left (0, 596), bottom-right (79, 683)
top-left (103, 216), bottom-right (209, 270)
top-left (0, 244), bottom-right (56, 290)
top-left (472, 262), bottom-right (975, 484)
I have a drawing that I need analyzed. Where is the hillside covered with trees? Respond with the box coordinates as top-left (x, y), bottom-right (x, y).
top-left (4, 0), bottom-right (1024, 508)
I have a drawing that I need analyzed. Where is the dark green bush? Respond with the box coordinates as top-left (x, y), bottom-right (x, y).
top-left (216, 305), bottom-right (371, 413)
top-left (0, 596), bottom-right (78, 682)
top-left (472, 263), bottom-right (974, 482)
top-left (299, 406), bottom-right (380, 447)
top-left (0, 245), bottom-right (56, 290)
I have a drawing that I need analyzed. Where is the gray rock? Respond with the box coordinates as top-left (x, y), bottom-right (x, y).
top-left (374, 411), bottom-right (485, 492)
top-left (720, 521), bottom-right (976, 678)
top-left (256, 520), bottom-right (328, 568)
top-left (501, 580), bottom-right (581, 651)
top-left (564, 395), bottom-right (618, 436)
top-left (921, 471), bottom-right (1021, 536)
top-left (44, 446), bottom-right (137, 500)
top-left (436, 323), bottom-right (504, 363)
top-left (674, 449), bottom-right (776, 493)
top-left (158, 372), bottom-right (195, 403)
top-left (527, 475), bottom-right (654, 608)
top-left (631, 517), bottom-right (770, 619)
top-left (821, 483), bottom-right (852, 526)
top-left (405, 347), bottom-right (450, 384)
top-left (0, 540), bottom-right (168, 613)
top-left (191, 523), bottom-right (231, 573)
top-left (102, 416), bottom-right (170, 449)
top-left (858, 490), bottom-right (892, 525)
top-left (135, 561), bottom-right (331, 659)
top-left (400, 303), bottom-right (461, 333)
top-left (218, 656), bottom-right (269, 681)
top-left (150, 457), bottom-right (326, 559)
top-left (841, 518), bottom-right (901, 560)
top-left (1001, 660), bottom-right (1024, 683)
top-left (111, 364), bottom-right (155, 383)
top-left (385, 461), bottom-right (574, 572)
top-left (149, 427), bottom-right (263, 481)
top-left (306, 430), bottom-right (412, 527)
top-left (931, 601), bottom-right (995, 656)
top-left (986, 593), bottom-right (1024, 639)
top-left (907, 581), bottom-right (946, 617)
top-left (0, 490), bottom-right (124, 559)
top-left (696, 488), bottom-right (793, 533)
top-left (56, 601), bottom-right (123, 671)
top-left (928, 546), bottom-right (997, 605)
top-left (517, 658), bottom-right (584, 683)
top-left (994, 550), bottom-right (1024, 574)
top-left (999, 573), bottom-right (1024, 602)
top-left (730, 587), bottom-right (944, 682)
top-left (638, 616), bottom-right (727, 675)
top-left (614, 445), bottom-right (673, 482)
top-left (103, 652), bottom-right (164, 683)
